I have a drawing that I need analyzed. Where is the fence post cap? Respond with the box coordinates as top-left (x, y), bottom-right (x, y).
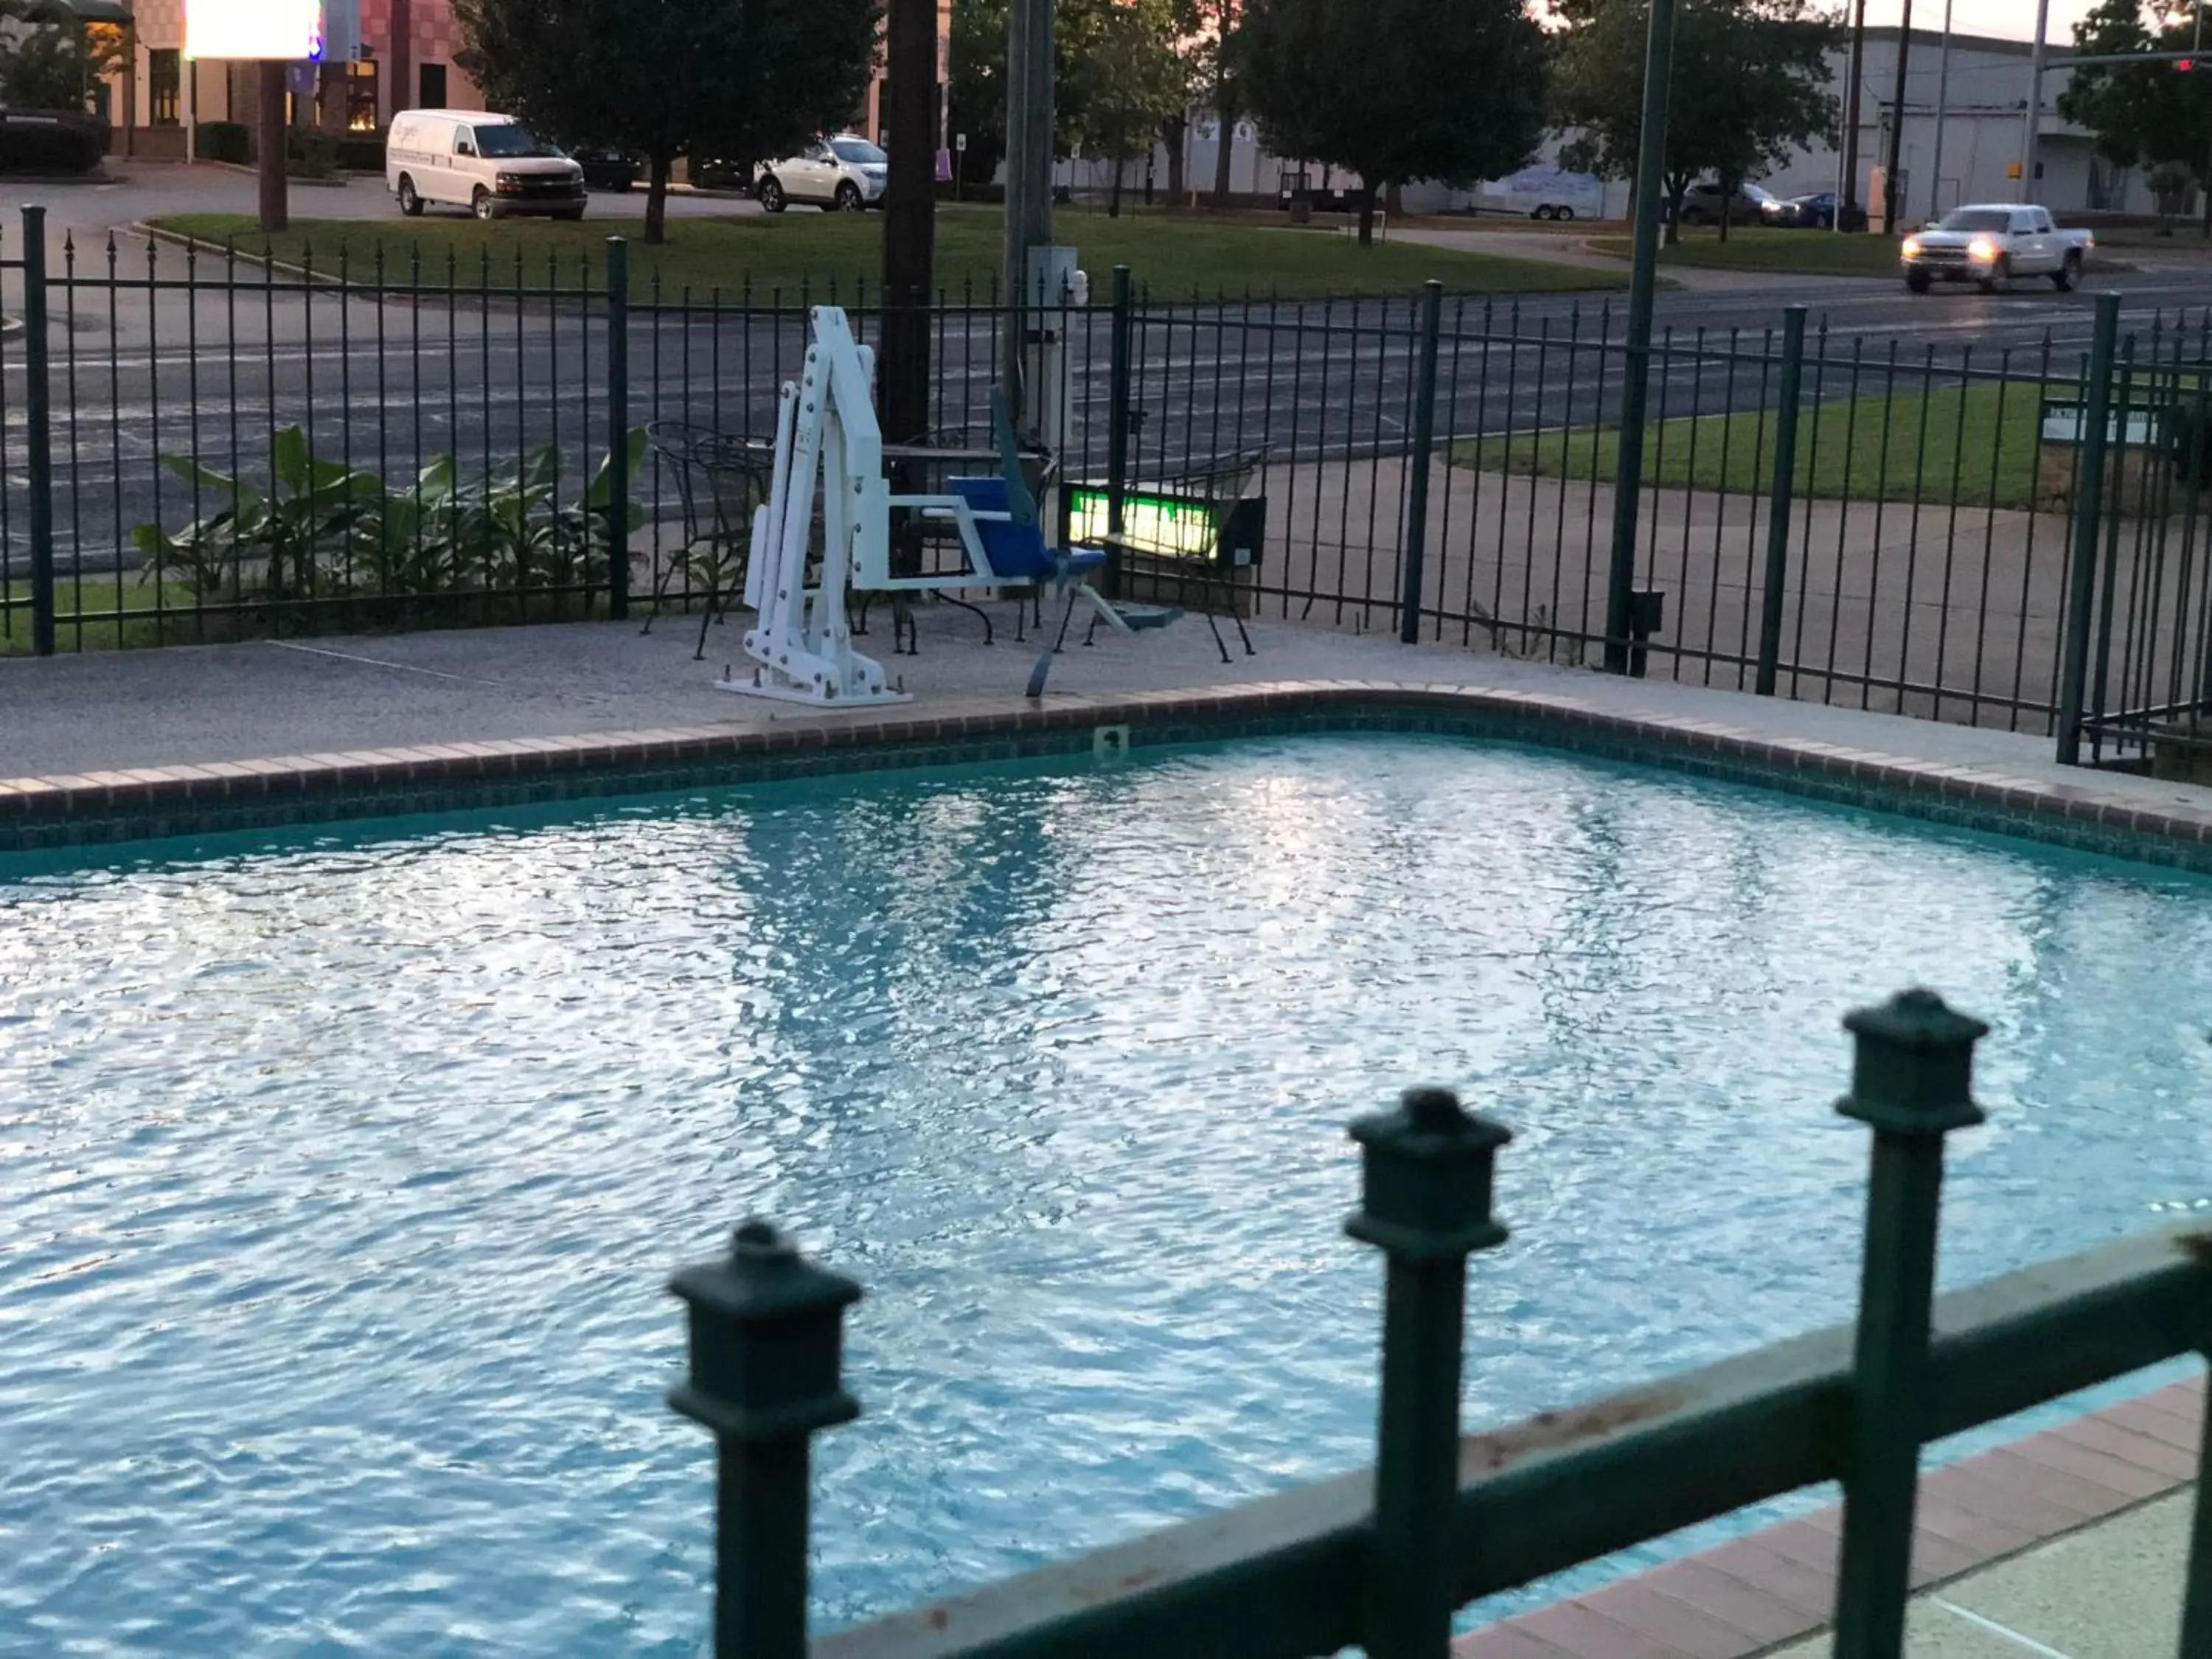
top-left (1838, 989), bottom-right (1988, 1136)
top-left (667, 1220), bottom-right (863, 1441)
top-left (1346, 1087), bottom-right (1512, 1261)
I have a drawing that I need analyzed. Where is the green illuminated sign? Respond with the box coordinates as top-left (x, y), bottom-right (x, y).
top-left (1067, 488), bottom-right (1218, 560)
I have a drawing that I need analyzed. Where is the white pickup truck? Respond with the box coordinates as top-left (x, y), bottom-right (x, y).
top-left (1901, 204), bottom-right (2095, 294)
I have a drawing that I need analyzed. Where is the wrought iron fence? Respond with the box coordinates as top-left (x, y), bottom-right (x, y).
top-left (6, 204), bottom-right (2209, 775)
top-left (667, 987), bottom-right (2212, 1658)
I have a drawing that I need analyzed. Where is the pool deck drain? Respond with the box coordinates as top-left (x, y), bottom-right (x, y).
top-left (7, 605), bottom-right (2211, 1647)
top-left (1457, 1376), bottom-right (2204, 1658)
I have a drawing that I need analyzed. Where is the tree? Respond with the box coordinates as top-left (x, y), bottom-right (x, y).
top-left (2059, 0), bottom-right (2212, 237)
top-left (1550, 0), bottom-right (1838, 245)
top-left (1060, 0), bottom-right (1186, 215)
top-left (1202, 0), bottom-right (1245, 209)
top-left (455, 0), bottom-right (880, 244)
top-left (1239, 0), bottom-right (1546, 244)
top-left (947, 0), bottom-right (1009, 189)
top-left (0, 1), bottom-right (122, 113)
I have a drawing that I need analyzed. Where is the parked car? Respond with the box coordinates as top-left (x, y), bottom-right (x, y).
top-left (1900, 204), bottom-right (2095, 294)
top-left (754, 135), bottom-right (888, 212)
top-left (1761, 190), bottom-right (1868, 231)
top-left (1672, 181), bottom-right (1778, 227)
top-left (574, 147), bottom-right (641, 192)
top-left (688, 154), bottom-right (754, 193)
top-left (386, 111), bottom-right (585, 221)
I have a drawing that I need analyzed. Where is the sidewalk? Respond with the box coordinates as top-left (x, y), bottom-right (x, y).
top-left (1460, 1376), bottom-right (2203, 1658)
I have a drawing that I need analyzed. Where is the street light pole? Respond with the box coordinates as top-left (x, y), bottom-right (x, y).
top-left (257, 60), bottom-right (288, 233)
top-left (1837, 0), bottom-right (1868, 232)
top-left (2023, 0), bottom-right (2051, 204)
top-left (1927, 0), bottom-right (1953, 223)
top-left (999, 0), bottom-right (1053, 429)
top-left (1882, 0), bottom-right (1913, 235)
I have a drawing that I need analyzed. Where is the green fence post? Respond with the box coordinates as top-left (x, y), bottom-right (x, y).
top-left (1105, 264), bottom-right (1134, 601)
top-left (22, 204), bottom-right (53, 657)
top-left (1602, 0), bottom-right (1679, 675)
top-left (1831, 990), bottom-right (1989, 1659)
top-left (1754, 305), bottom-right (1807, 698)
top-left (2056, 291), bottom-right (2122, 767)
top-left (1399, 280), bottom-right (1444, 647)
top-left (605, 236), bottom-right (632, 622)
top-left (1348, 1086), bottom-right (1512, 1659)
top-left (669, 1220), bottom-right (863, 1659)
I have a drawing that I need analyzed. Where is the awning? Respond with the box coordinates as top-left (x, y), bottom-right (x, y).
top-left (38, 0), bottom-right (134, 22)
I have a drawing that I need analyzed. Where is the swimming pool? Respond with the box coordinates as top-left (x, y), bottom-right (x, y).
top-left (4, 733), bottom-right (2208, 1655)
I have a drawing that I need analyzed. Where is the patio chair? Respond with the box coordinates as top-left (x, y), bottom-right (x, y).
top-left (947, 392), bottom-right (1181, 698)
top-left (1088, 447), bottom-right (1269, 664)
top-left (641, 420), bottom-right (776, 660)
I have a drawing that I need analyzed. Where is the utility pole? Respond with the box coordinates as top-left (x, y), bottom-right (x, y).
top-left (1882, 0), bottom-right (1913, 235)
top-left (999, 0), bottom-right (1054, 430)
top-left (1927, 0), bottom-right (1953, 223)
top-left (1603, 0), bottom-right (1677, 674)
top-left (881, 0), bottom-right (937, 445)
top-left (2023, 0), bottom-right (2051, 204)
top-left (1837, 0), bottom-right (1867, 231)
top-left (257, 60), bottom-right (288, 233)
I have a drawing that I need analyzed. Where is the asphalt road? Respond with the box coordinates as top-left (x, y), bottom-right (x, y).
top-left (7, 164), bottom-right (2211, 580)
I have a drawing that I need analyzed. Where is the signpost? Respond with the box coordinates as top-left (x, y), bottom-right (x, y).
top-left (185, 0), bottom-right (349, 232)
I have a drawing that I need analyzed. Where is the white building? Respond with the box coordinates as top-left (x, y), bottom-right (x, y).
top-left (1093, 24), bottom-right (2127, 223)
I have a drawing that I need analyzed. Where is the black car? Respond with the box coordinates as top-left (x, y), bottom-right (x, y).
top-left (688, 156), bottom-right (754, 193)
top-left (574, 148), bottom-right (641, 192)
top-left (1767, 191), bottom-right (1869, 232)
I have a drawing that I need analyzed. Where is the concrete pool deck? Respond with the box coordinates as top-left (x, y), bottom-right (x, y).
top-left (6, 599), bottom-right (2212, 823)
top-left (5, 605), bottom-right (2211, 1652)
top-left (1458, 1375), bottom-right (2206, 1658)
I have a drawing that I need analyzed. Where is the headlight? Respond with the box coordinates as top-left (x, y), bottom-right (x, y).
top-left (1968, 236), bottom-right (1999, 262)
top-left (496, 173), bottom-right (522, 189)
top-left (1902, 237), bottom-right (1921, 259)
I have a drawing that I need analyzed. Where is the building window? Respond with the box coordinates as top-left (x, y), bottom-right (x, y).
top-left (418, 62), bottom-right (446, 109)
top-left (148, 49), bottom-right (181, 127)
top-left (346, 60), bottom-right (378, 131)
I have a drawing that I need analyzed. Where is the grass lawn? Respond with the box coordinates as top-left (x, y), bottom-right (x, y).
top-left (1455, 380), bottom-right (2050, 512)
top-left (148, 204), bottom-right (1626, 299)
top-left (2, 579), bottom-right (181, 654)
top-left (1585, 227), bottom-right (1908, 276)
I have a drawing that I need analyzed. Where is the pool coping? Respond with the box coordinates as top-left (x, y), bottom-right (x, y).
top-left (6, 677), bottom-right (2212, 866)
top-left (1455, 1374), bottom-right (2206, 1658)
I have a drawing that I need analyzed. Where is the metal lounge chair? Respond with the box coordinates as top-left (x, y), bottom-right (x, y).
top-left (947, 392), bottom-right (1181, 698)
top-left (641, 420), bottom-right (776, 659)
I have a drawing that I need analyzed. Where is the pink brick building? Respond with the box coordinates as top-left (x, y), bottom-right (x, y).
top-left (97, 0), bottom-right (936, 161)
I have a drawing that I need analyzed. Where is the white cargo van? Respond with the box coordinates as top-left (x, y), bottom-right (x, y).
top-left (386, 111), bottom-right (586, 222)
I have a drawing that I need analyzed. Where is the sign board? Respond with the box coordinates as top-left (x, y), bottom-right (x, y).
top-left (2039, 398), bottom-right (2164, 450)
top-left (1065, 487), bottom-right (1265, 568)
top-left (956, 132), bottom-right (967, 152)
top-left (186, 0), bottom-right (327, 60)
top-left (2006, 161), bottom-right (2024, 179)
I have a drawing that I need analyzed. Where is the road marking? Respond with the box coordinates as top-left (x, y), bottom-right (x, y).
top-left (1929, 1595), bottom-right (2077, 1658)
top-left (264, 639), bottom-right (503, 684)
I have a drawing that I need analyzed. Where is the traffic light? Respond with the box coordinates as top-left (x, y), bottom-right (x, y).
top-left (2180, 57), bottom-right (2198, 71)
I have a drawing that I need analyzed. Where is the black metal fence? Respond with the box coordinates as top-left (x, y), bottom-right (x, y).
top-left (6, 206), bottom-right (2209, 774)
top-left (669, 989), bottom-right (2212, 1658)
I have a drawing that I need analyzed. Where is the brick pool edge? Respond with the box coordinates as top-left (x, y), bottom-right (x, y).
top-left (4, 679), bottom-right (2211, 864)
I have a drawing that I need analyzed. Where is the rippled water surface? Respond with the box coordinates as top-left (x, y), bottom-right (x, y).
top-left (4, 735), bottom-right (2211, 1655)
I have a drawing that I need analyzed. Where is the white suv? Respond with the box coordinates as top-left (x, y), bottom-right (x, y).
top-left (754, 136), bottom-right (888, 212)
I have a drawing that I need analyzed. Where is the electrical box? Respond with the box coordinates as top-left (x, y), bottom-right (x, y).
top-left (1025, 245), bottom-right (1080, 307)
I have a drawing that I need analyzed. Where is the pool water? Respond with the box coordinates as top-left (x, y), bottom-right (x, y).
top-left (4, 734), bottom-right (2211, 1655)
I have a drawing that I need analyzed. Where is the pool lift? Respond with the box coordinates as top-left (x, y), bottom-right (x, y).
top-left (719, 305), bottom-right (1180, 708)
top-left (718, 307), bottom-right (910, 708)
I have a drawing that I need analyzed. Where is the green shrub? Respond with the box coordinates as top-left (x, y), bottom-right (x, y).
top-left (195, 120), bottom-right (249, 164)
top-left (333, 133), bottom-right (385, 172)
